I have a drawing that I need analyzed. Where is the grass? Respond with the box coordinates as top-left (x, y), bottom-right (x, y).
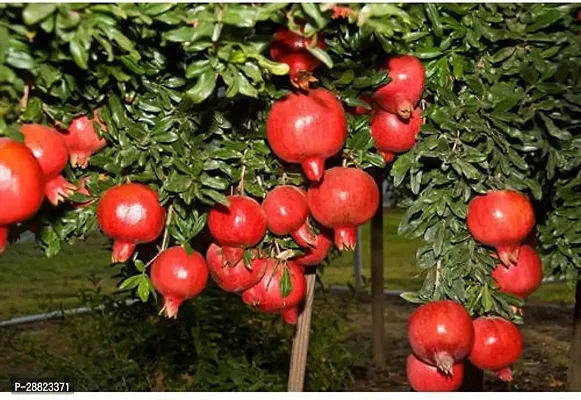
top-left (0, 208), bottom-right (574, 320)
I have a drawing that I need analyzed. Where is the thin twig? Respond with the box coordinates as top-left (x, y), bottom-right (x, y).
top-left (237, 150), bottom-right (248, 195)
top-left (435, 259), bottom-right (442, 289)
top-left (19, 85), bottom-right (30, 111)
top-left (144, 204), bottom-right (174, 269)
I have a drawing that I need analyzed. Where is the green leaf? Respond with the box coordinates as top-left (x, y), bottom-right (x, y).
top-left (425, 4), bottom-right (443, 37)
top-left (137, 278), bottom-right (152, 302)
top-left (201, 188), bottom-right (230, 206)
top-left (306, 46), bottom-right (333, 69)
top-left (119, 275), bottom-right (142, 290)
top-left (163, 24), bottom-right (213, 42)
top-left (301, 3), bottom-right (327, 29)
top-left (539, 112), bottom-right (572, 140)
top-left (391, 153), bottom-right (413, 187)
top-left (186, 70), bottom-right (217, 103)
top-left (69, 36), bottom-right (89, 70)
top-left (280, 265), bottom-right (292, 299)
top-left (134, 260), bottom-right (146, 273)
top-left (400, 292), bottom-right (424, 304)
top-left (23, 3), bottom-right (56, 25)
top-left (525, 9), bottom-right (562, 33)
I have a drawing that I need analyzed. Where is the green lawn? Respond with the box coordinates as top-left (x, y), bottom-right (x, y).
top-left (0, 209), bottom-right (574, 320)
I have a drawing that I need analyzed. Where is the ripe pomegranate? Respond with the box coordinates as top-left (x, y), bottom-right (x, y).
top-left (206, 243), bottom-right (267, 292)
top-left (373, 55), bottom-right (425, 119)
top-left (281, 305), bottom-right (299, 325)
top-left (0, 226), bottom-right (7, 253)
top-left (241, 259), bottom-right (306, 313)
top-left (294, 227), bottom-right (334, 266)
top-left (467, 190), bottom-right (535, 266)
top-left (97, 183), bottom-right (165, 263)
top-left (469, 316), bottom-right (523, 382)
top-left (406, 354), bottom-right (464, 392)
top-left (408, 300), bottom-right (474, 375)
top-left (370, 107), bottom-right (423, 163)
top-left (21, 124), bottom-right (76, 206)
top-left (151, 246), bottom-right (208, 318)
top-left (266, 88), bottom-right (347, 181)
top-left (0, 138), bottom-right (45, 248)
top-left (64, 112), bottom-right (107, 168)
top-left (270, 26), bottom-right (325, 85)
top-left (492, 245), bottom-right (543, 299)
top-left (350, 95), bottom-right (374, 115)
top-left (208, 195), bottom-right (267, 267)
top-left (307, 167), bottom-right (379, 250)
top-left (262, 185), bottom-right (316, 246)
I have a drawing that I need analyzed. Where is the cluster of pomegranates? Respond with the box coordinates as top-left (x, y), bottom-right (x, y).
top-left (0, 114), bottom-right (106, 253)
top-left (406, 189), bottom-right (541, 391)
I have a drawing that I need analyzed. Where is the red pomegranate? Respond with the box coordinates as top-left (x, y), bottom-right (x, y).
top-left (293, 227), bottom-right (334, 266)
top-left (408, 300), bottom-right (474, 374)
top-left (97, 183), bottom-right (165, 263)
top-left (492, 245), bottom-right (543, 299)
top-left (270, 26), bottom-right (325, 84)
top-left (373, 55), bottom-right (425, 119)
top-left (0, 226), bottom-right (7, 253)
top-left (151, 246), bottom-right (208, 318)
top-left (469, 316), bottom-right (523, 382)
top-left (208, 195), bottom-right (267, 267)
top-left (64, 112), bottom-right (107, 168)
top-left (350, 95), bottom-right (374, 115)
top-left (467, 190), bottom-right (535, 266)
top-left (266, 88), bottom-right (347, 181)
top-left (262, 185), bottom-right (316, 246)
top-left (206, 243), bottom-right (267, 292)
top-left (241, 260), bottom-right (306, 313)
top-left (21, 124), bottom-right (76, 206)
top-left (370, 107), bottom-right (423, 162)
top-left (281, 305), bottom-right (299, 325)
top-left (406, 354), bottom-right (464, 392)
top-left (307, 167), bottom-right (379, 250)
top-left (0, 138), bottom-right (45, 245)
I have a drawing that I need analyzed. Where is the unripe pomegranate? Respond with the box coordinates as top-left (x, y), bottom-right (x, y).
top-left (151, 246), bottom-right (208, 318)
top-left (469, 316), bottom-right (523, 382)
top-left (492, 245), bottom-right (543, 299)
top-left (406, 354), bottom-right (464, 392)
top-left (270, 26), bottom-right (325, 84)
top-left (293, 228), bottom-right (334, 266)
top-left (266, 88), bottom-right (347, 181)
top-left (373, 55), bottom-right (425, 119)
top-left (408, 300), bottom-right (474, 375)
top-left (64, 112), bottom-right (107, 168)
top-left (281, 305), bottom-right (299, 325)
top-left (307, 167), bottom-right (379, 250)
top-left (97, 183), bottom-right (165, 263)
top-left (0, 138), bottom-right (45, 245)
top-left (206, 243), bottom-right (267, 292)
top-left (21, 124), bottom-right (76, 206)
top-left (208, 195), bottom-right (267, 267)
top-left (262, 185), bottom-right (316, 247)
top-left (370, 107), bottom-right (423, 163)
top-left (467, 190), bottom-right (535, 266)
top-left (241, 259), bottom-right (306, 313)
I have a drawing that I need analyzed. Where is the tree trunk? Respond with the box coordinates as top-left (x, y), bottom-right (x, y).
top-left (287, 273), bottom-right (317, 392)
top-left (460, 360), bottom-right (484, 391)
top-left (370, 169), bottom-right (385, 367)
top-left (567, 278), bottom-right (581, 391)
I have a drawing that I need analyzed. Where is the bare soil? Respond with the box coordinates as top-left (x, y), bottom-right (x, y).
top-left (343, 296), bottom-right (572, 392)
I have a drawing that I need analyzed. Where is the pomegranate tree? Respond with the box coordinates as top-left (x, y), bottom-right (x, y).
top-left (406, 354), bottom-right (464, 392)
top-left (307, 167), bottom-right (379, 250)
top-left (266, 88), bottom-right (347, 181)
top-left (407, 300), bottom-right (474, 374)
top-left (151, 246), bottom-right (209, 318)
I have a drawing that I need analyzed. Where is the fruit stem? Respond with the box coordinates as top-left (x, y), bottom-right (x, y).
top-left (237, 149), bottom-right (248, 195)
top-left (144, 204), bottom-right (174, 270)
top-left (435, 260), bottom-right (442, 289)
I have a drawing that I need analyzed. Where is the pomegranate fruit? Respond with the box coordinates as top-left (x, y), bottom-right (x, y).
top-left (64, 112), bottom-right (107, 168)
top-left (294, 227), bottom-right (334, 266)
top-left (350, 95), bottom-right (374, 115)
top-left (281, 305), bottom-right (299, 325)
top-left (0, 226), bottom-right (7, 253)
top-left (373, 54), bottom-right (425, 119)
top-left (406, 354), bottom-right (464, 392)
top-left (21, 124), bottom-right (76, 206)
top-left (208, 195), bottom-right (267, 267)
top-left (370, 107), bottom-right (423, 163)
top-left (467, 190), bottom-right (535, 266)
top-left (0, 138), bottom-right (45, 249)
top-left (206, 243), bottom-right (267, 292)
top-left (270, 26), bottom-right (325, 85)
top-left (266, 88), bottom-right (347, 181)
top-left (408, 300), bottom-right (474, 375)
top-left (262, 185), bottom-right (316, 246)
top-left (469, 316), bottom-right (523, 382)
top-left (492, 245), bottom-right (543, 299)
top-left (151, 246), bottom-right (208, 318)
top-left (241, 259), bottom-right (306, 313)
top-left (97, 183), bottom-right (165, 263)
top-left (307, 167), bottom-right (379, 250)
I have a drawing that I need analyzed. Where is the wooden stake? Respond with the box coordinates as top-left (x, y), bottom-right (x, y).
top-left (371, 168), bottom-right (385, 367)
top-left (460, 360), bottom-right (484, 391)
top-left (287, 273), bottom-right (317, 392)
top-left (567, 277), bottom-right (581, 391)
